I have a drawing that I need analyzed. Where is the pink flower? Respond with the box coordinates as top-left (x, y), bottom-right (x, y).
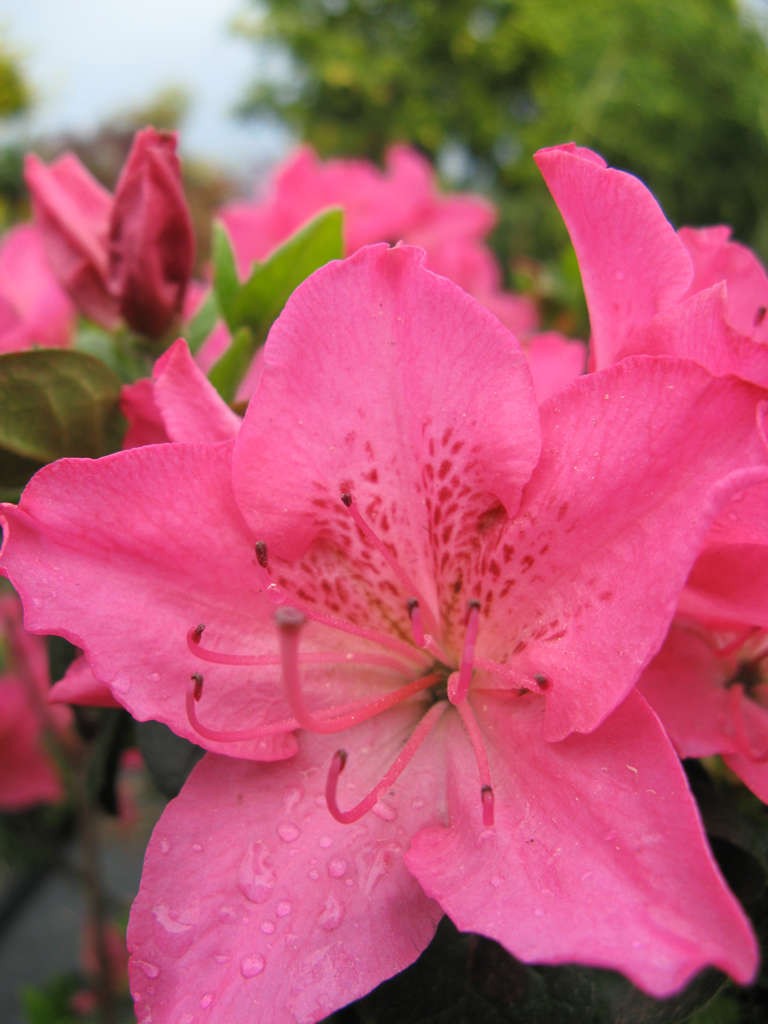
top-left (2, 247), bottom-right (767, 1019)
top-left (0, 224), bottom-right (75, 352)
top-left (535, 144), bottom-right (768, 386)
top-left (0, 592), bottom-right (72, 809)
top-left (25, 128), bottom-right (194, 337)
top-left (640, 621), bottom-right (768, 802)
top-left (220, 144), bottom-right (537, 336)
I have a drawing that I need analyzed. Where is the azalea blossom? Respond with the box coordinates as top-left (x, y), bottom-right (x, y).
top-left (535, 143), bottom-right (768, 387)
top-left (0, 591), bottom-right (72, 809)
top-left (3, 247), bottom-right (768, 1020)
top-left (25, 127), bottom-right (194, 338)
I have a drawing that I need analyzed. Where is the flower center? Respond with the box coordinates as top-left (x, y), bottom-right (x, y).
top-left (184, 493), bottom-right (539, 829)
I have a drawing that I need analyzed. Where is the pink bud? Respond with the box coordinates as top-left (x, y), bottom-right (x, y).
top-left (108, 127), bottom-right (195, 338)
top-left (24, 152), bottom-right (119, 328)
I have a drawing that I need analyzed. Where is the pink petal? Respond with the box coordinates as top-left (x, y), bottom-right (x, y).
top-left (524, 331), bottom-right (586, 402)
top-left (1, 443), bottom-right (295, 761)
top-left (129, 715), bottom-right (442, 1023)
top-left (625, 284), bottom-right (768, 388)
top-left (637, 624), bottom-right (738, 757)
top-left (49, 654), bottom-right (120, 708)
top-left (147, 338), bottom-right (241, 444)
top-left (0, 224), bottom-right (75, 351)
top-left (679, 225), bottom-right (768, 343)
top-left (535, 144), bottom-right (693, 368)
top-left (234, 244), bottom-right (540, 568)
top-left (405, 691), bottom-right (757, 996)
top-left (480, 356), bottom-right (768, 740)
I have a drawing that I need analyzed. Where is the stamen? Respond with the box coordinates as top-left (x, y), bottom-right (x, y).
top-left (407, 599), bottom-right (425, 646)
top-left (325, 701), bottom-right (448, 824)
top-left (252, 540), bottom-right (428, 665)
top-left (481, 785), bottom-right (495, 828)
top-left (185, 673), bottom-right (300, 743)
top-left (755, 305), bottom-right (767, 328)
top-left (340, 492), bottom-right (441, 638)
top-left (276, 604), bottom-right (442, 733)
top-left (451, 601), bottom-right (481, 705)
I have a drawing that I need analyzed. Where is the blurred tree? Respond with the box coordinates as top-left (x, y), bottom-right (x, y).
top-left (234, 0), bottom-right (768, 264)
top-left (0, 41), bottom-right (31, 119)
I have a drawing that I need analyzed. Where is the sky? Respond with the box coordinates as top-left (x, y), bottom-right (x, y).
top-left (0, 0), bottom-right (291, 178)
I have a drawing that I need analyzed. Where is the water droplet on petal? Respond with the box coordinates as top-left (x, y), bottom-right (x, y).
top-left (135, 960), bottom-right (160, 979)
top-left (319, 835), bottom-right (332, 849)
top-left (192, 842), bottom-right (204, 852)
top-left (238, 842), bottom-right (277, 904)
top-left (159, 838), bottom-right (171, 854)
top-left (240, 953), bottom-right (266, 978)
top-left (372, 799), bottom-right (397, 821)
top-left (260, 919), bottom-right (275, 934)
top-left (490, 876), bottom-right (501, 889)
top-left (277, 821), bottom-right (301, 843)
top-left (318, 893), bottom-right (345, 932)
top-left (200, 992), bottom-right (214, 1009)
top-left (214, 954), bottom-right (230, 964)
top-left (308, 868), bottom-right (320, 881)
top-left (276, 900), bottom-right (292, 918)
top-left (282, 786), bottom-right (303, 813)
top-left (327, 857), bottom-right (348, 879)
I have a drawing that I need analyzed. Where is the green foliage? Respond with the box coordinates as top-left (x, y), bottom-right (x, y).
top-left (207, 207), bottom-right (343, 400)
top-left (0, 42), bottom-right (32, 119)
top-left (0, 350), bottom-right (124, 499)
top-left (237, 0), bottom-right (768, 260)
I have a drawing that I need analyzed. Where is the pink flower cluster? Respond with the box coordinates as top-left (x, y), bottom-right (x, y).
top-left (1, 140), bottom-right (767, 1023)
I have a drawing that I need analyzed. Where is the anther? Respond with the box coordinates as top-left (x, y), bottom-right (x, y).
top-left (191, 624), bottom-right (205, 643)
top-left (534, 673), bottom-right (550, 690)
top-left (756, 305), bottom-right (767, 328)
top-left (408, 598), bottom-right (426, 647)
top-left (254, 541), bottom-right (269, 568)
top-left (481, 785), bottom-right (495, 828)
top-left (340, 492), bottom-right (352, 507)
top-left (191, 672), bottom-right (204, 700)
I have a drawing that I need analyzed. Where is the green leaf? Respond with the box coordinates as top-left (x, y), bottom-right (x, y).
top-left (207, 208), bottom-right (343, 400)
top-left (185, 289), bottom-right (220, 354)
top-left (0, 349), bottom-right (124, 495)
top-left (230, 206), bottom-right (343, 335)
top-left (211, 222), bottom-right (241, 330)
top-left (206, 326), bottom-right (255, 404)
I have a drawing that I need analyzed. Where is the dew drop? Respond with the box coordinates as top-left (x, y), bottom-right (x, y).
top-left (282, 785), bottom-right (303, 813)
top-left (490, 876), bottom-right (501, 889)
top-left (372, 799), bottom-right (397, 821)
top-left (327, 857), bottom-right (348, 879)
top-left (135, 960), bottom-right (160, 979)
top-left (318, 893), bottom-right (345, 932)
top-left (308, 868), bottom-right (320, 881)
top-left (319, 835), bottom-right (332, 849)
top-left (200, 992), bottom-right (214, 1009)
top-left (276, 901), bottom-right (292, 918)
top-left (214, 954), bottom-right (230, 964)
top-left (159, 838), bottom-right (171, 855)
top-left (240, 953), bottom-right (266, 979)
top-left (277, 821), bottom-right (301, 843)
top-left (238, 842), bottom-right (277, 904)
top-left (192, 842), bottom-right (204, 853)
top-left (260, 919), bottom-right (276, 934)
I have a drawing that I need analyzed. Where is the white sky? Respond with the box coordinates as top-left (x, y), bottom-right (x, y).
top-left (0, 0), bottom-right (291, 177)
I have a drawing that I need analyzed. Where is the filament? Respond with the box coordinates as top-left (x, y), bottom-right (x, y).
top-left (325, 701), bottom-right (448, 823)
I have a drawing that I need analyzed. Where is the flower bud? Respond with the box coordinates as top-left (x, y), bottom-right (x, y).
top-left (108, 128), bottom-right (195, 338)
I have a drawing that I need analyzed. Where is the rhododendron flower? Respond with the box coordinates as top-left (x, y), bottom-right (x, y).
top-left (220, 144), bottom-right (538, 336)
top-left (535, 144), bottom-right (768, 386)
top-left (0, 224), bottom-right (75, 352)
top-left (640, 620), bottom-right (768, 803)
top-left (0, 592), bottom-right (72, 809)
top-left (3, 247), bottom-right (768, 1020)
top-left (26, 128), bottom-right (194, 337)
